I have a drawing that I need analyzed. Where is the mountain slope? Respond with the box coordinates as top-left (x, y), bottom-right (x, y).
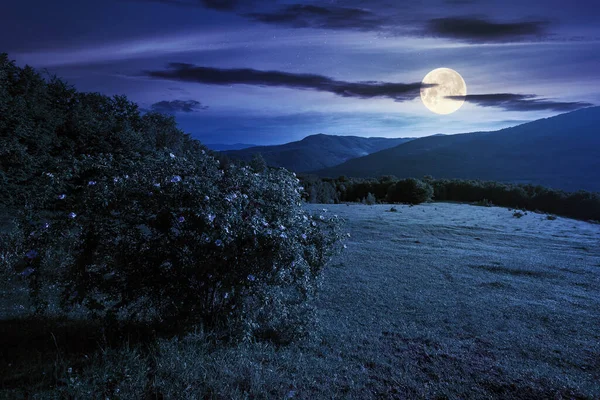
top-left (313, 107), bottom-right (600, 192)
top-left (204, 143), bottom-right (257, 151)
top-left (223, 134), bottom-right (415, 172)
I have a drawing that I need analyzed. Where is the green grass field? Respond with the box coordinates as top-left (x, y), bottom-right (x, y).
top-left (1, 202), bottom-right (599, 399)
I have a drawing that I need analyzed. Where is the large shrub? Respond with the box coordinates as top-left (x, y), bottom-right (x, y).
top-left (11, 149), bottom-right (345, 343)
top-left (386, 178), bottom-right (434, 204)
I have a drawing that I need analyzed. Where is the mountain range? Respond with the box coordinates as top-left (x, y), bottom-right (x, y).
top-left (204, 143), bottom-right (257, 151)
top-left (313, 107), bottom-right (600, 193)
top-left (222, 134), bottom-right (416, 172)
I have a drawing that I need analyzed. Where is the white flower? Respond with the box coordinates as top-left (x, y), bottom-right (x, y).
top-left (113, 177), bottom-right (119, 183)
top-left (303, 215), bottom-right (308, 221)
top-left (45, 172), bottom-right (54, 178)
top-left (311, 221), bottom-right (316, 227)
top-left (224, 292), bottom-right (229, 299)
top-left (347, 233), bottom-right (351, 237)
top-left (343, 244), bottom-right (347, 249)
top-left (301, 234), bottom-right (307, 240)
top-left (69, 212), bottom-right (77, 219)
top-left (207, 214), bottom-right (216, 223)
top-left (88, 181), bottom-right (96, 186)
top-left (247, 274), bottom-right (256, 281)
top-left (280, 232), bottom-right (287, 239)
top-left (322, 208), bottom-right (327, 212)
top-left (124, 175), bottom-right (129, 179)
top-left (319, 215), bottom-right (324, 220)
top-left (58, 194), bottom-right (66, 200)
top-left (169, 153), bottom-right (175, 158)
top-left (153, 183), bottom-right (160, 188)
top-left (204, 195), bottom-right (210, 201)
top-left (242, 194), bottom-right (248, 199)
top-left (299, 186), bottom-right (304, 191)
top-left (170, 175), bottom-right (182, 183)
top-left (279, 225), bottom-right (286, 231)
top-left (201, 150), bottom-right (206, 154)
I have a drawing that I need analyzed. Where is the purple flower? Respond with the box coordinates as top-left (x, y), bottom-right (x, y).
top-left (69, 212), bottom-right (77, 219)
top-left (88, 181), bottom-right (96, 186)
top-left (43, 222), bottom-right (50, 229)
top-left (207, 214), bottom-right (215, 223)
top-left (242, 194), bottom-right (248, 199)
top-left (279, 225), bottom-right (286, 231)
top-left (58, 194), bottom-right (66, 200)
top-left (215, 239), bottom-right (223, 247)
top-left (178, 216), bottom-right (185, 223)
top-left (301, 234), bottom-right (307, 240)
top-left (124, 175), bottom-right (129, 179)
top-left (280, 232), bottom-right (287, 239)
top-left (20, 267), bottom-right (35, 277)
top-left (170, 175), bottom-right (182, 183)
top-left (266, 230), bottom-right (272, 235)
top-left (113, 177), bottom-right (119, 183)
top-left (25, 250), bottom-right (38, 259)
top-left (153, 183), bottom-right (161, 188)
top-left (45, 172), bottom-right (54, 178)
top-left (204, 195), bottom-right (210, 201)
top-left (247, 274), bottom-right (256, 282)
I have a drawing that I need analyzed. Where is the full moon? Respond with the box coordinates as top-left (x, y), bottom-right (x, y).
top-left (420, 68), bottom-right (467, 115)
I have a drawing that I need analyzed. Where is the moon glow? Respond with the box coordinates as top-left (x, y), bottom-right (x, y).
top-left (420, 68), bottom-right (467, 115)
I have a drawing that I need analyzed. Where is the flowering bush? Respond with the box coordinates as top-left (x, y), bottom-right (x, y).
top-left (11, 151), bottom-right (345, 342)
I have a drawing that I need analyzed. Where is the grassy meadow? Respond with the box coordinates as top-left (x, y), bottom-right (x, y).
top-left (1, 202), bottom-right (599, 399)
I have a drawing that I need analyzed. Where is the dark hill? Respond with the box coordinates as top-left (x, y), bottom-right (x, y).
top-left (223, 134), bottom-right (415, 172)
top-left (313, 107), bottom-right (600, 193)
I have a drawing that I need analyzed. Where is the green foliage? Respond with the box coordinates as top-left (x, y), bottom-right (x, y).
top-left (1, 53), bottom-right (345, 343)
top-left (386, 178), bottom-right (434, 205)
top-left (363, 192), bottom-right (376, 205)
top-left (12, 150), bottom-right (344, 342)
top-left (249, 152), bottom-right (267, 173)
top-left (473, 198), bottom-right (493, 207)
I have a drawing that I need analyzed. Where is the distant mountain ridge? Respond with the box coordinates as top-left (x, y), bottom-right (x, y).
top-left (204, 143), bottom-right (257, 151)
top-left (312, 107), bottom-right (600, 193)
top-left (223, 133), bottom-right (416, 172)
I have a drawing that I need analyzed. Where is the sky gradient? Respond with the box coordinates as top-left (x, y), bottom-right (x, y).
top-left (3, 0), bottom-right (599, 145)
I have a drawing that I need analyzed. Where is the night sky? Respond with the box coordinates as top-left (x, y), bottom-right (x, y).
top-left (3, 0), bottom-right (599, 145)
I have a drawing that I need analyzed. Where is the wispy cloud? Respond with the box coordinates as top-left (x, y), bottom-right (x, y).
top-left (426, 17), bottom-right (550, 42)
top-left (150, 99), bottom-right (209, 113)
top-left (129, 0), bottom-right (241, 11)
top-left (143, 63), bottom-right (435, 101)
top-left (447, 93), bottom-right (593, 111)
top-left (246, 4), bottom-right (389, 31)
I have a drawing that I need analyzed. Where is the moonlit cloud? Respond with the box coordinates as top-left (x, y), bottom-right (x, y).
top-left (446, 94), bottom-right (593, 111)
top-left (425, 17), bottom-right (550, 42)
top-left (143, 63), bottom-right (436, 101)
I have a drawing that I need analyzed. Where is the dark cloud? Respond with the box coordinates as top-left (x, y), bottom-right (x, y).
top-left (150, 99), bottom-right (209, 113)
top-left (246, 4), bottom-right (388, 31)
top-left (446, 94), bottom-right (594, 112)
top-left (129, 0), bottom-right (240, 11)
top-left (426, 17), bottom-right (549, 42)
top-left (143, 63), bottom-right (435, 101)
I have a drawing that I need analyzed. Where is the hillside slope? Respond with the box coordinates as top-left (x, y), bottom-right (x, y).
top-left (313, 107), bottom-right (600, 192)
top-left (224, 134), bottom-right (415, 172)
